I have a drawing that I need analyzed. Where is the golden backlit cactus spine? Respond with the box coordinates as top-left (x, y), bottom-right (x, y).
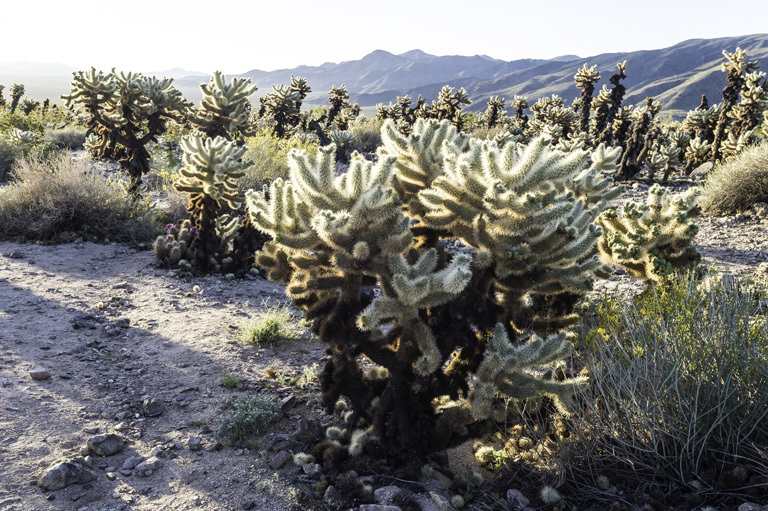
top-left (246, 118), bottom-right (634, 463)
top-left (154, 133), bottom-right (247, 273)
top-left (596, 184), bottom-right (700, 284)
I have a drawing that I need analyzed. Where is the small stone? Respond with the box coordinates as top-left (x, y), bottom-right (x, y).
top-left (134, 456), bottom-right (162, 474)
top-left (323, 485), bottom-right (336, 502)
top-left (114, 421), bottom-right (130, 431)
top-left (269, 450), bottom-right (291, 469)
top-left (38, 459), bottom-right (96, 491)
top-left (142, 398), bottom-right (165, 417)
top-left (119, 469), bottom-right (132, 476)
top-left (429, 491), bottom-right (451, 510)
top-left (112, 282), bottom-right (129, 289)
top-left (150, 445), bottom-right (164, 457)
top-left (122, 456), bottom-right (144, 470)
top-left (82, 426), bottom-right (99, 434)
top-left (87, 433), bottom-right (124, 456)
top-left (430, 470), bottom-right (453, 490)
top-left (302, 463), bottom-right (322, 477)
top-left (374, 485), bottom-right (403, 505)
top-left (29, 367), bottom-right (52, 380)
top-left (8, 251), bottom-right (25, 258)
top-left (507, 489), bottom-right (530, 510)
top-left (112, 492), bottom-right (121, 499)
top-left (106, 472), bottom-right (116, 481)
top-left (187, 436), bottom-right (203, 451)
top-left (293, 419), bottom-right (322, 442)
top-left (280, 394), bottom-right (296, 410)
top-left (360, 505), bottom-right (402, 511)
top-left (241, 501), bottom-right (256, 510)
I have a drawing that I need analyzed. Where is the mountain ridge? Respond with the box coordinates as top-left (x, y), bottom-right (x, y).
top-left (1, 34), bottom-right (767, 114)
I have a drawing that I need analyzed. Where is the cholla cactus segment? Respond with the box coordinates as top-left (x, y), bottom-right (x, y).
top-left (5, 128), bottom-right (39, 146)
top-left (418, 134), bottom-right (620, 294)
top-left (597, 185), bottom-right (700, 283)
top-left (190, 71), bottom-right (257, 138)
top-left (470, 323), bottom-right (588, 418)
top-left (174, 133), bottom-right (248, 208)
top-left (379, 118), bottom-right (469, 213)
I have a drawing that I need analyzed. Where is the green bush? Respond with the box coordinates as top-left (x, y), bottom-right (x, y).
top-left (347, 116), bottom-right (383, 155)
top-left (572, 270), bottom-right (768, 485)
top-left (699, 142), bottom-right (768, 215)
top-left (0, 153), bottom-right (160, 242)
top-left (239, 128), bottom-right (318, 193)
top-left (216, 395), bottom-right (281, 443)
top-left (238, 302), bottom-right (299, 345)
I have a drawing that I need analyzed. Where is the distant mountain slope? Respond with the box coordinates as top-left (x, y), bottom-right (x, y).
top-left (3, 34), bottom-right (767, 114)
top-left (173, 49), bottom-right (555, 104)
top-left (354, 34), bottom-right (768, 113)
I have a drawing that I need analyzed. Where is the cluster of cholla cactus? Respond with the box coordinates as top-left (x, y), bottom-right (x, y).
top-left (424, 47), bottom-right (766, 183)
top-left (597, 185), bottom-right (700, 283)
top-left (62, 68), bottom-right (190, 194)
top-left (376, 85), bottom-right (473, 134)
top-left (243, 117), bottom-right (693, 463)
top-left (153, 133), bottom-right (250, 274)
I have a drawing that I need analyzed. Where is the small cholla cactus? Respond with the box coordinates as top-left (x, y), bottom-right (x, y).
top-left (9, 83), bottom-right (25, 114)
top-left (188, 71), bottom-right (258, 141)
top-left (154, 133), bottom-right (248, 273)
top-left (4, 128), bottom-right (39, 146)
top-left (573, 64), bottom-right (600, 142)
top-left (539, 486), bottom-right (562, 505)
top-left (597, 184), bottom-right (700, 284)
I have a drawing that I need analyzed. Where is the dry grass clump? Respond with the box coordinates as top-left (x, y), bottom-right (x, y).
top-left (570, 270), bottom-right (768, 489)
top-left (0, 153), bottom-right (160, 242)
top-left (698, 142), bottom-right (768, 215)
top-left (43, 125), bottom-right (88, 149)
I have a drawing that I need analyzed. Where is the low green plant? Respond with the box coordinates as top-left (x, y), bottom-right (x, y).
top-left (220, 371), bottom-right (244, 389)
top-left (216, 395), bottom-right (281, 443)
top-left (698, 141), bottom-right (768, 215)
top-left (238, 301), bottom-right (298, 345)
top-left (572, 269), bottom-right (768, 485)
top-left (0, 153), bottom-right (160, 242)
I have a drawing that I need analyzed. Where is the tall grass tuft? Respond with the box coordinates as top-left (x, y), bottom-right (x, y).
top-left (699, 142), bottom-right (768, 215)
top-left (0, 153), bottom-right (160, 242)
top-left (572, 270), bottom-right (768, 486)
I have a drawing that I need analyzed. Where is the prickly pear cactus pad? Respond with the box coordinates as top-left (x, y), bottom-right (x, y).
top-left (246, 119), bottom-right (628, 463)
top-left (597, 184), bottom-right (700, 283)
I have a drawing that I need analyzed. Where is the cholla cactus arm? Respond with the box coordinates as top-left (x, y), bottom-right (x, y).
top-left (470, 323), bottom-right (588, 418)
top-left (175, 133), bottom-right (247, 207)
top-left (189, 71), bottom-right (258, 139)
top-left (4, 129), bottom-right (39, 146)
top-left (379, 118), bottom-right (469, 215)
top-left (597, 185), bottom-right (700, 283)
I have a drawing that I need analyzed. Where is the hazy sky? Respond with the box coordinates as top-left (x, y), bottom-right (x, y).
top-left (3, 0), bottom-right (767, 74)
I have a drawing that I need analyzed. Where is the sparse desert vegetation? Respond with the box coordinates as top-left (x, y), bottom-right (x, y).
top-left (1, 41), bottom-right (768, 511)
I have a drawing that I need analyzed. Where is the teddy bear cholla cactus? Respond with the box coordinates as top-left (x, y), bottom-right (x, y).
top-left (246, 118), bottom-right (629, 462)
top-left (597, 184), bottom-right (700, 283)
top-left (154, 133), bottom-right (246, 272)
top-left (188, 71), bottom-right (258, 140)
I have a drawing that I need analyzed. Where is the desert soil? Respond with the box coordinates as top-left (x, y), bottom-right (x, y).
top-left (1, 180), bottom-right (767, 511)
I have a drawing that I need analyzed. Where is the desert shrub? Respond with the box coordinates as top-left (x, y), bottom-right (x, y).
top-left (571, 270), bottom-right (768, 485)
top-left (347, 117), bottom-right (383, 155)
top-left (43, 125), bottom-right (88, 149)
top-left (0, 139), bottom-right (19, 180)
top-left (239, 128), bottom-right (318, 192)
top-left (0, 153), bottom-right (160, 242)
top-left (0, 109), bottom-right (47, 134)
top-left (216, 395), bottom-right (281, 443)
top-left (698, 141), bottom-right (768, 214)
